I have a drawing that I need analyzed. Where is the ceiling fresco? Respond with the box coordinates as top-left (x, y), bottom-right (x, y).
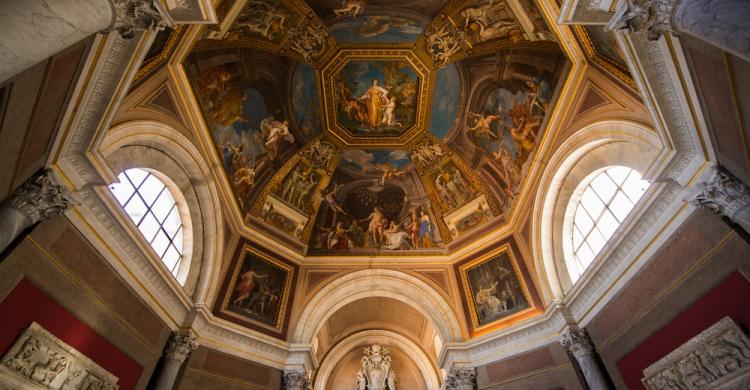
top-left (184, 0), bottom-right (569, 256)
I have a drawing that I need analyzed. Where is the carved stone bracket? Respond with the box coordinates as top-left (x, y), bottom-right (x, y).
top-left (690, 167), bottom-right (750, 234)
top-left (163, 333), bottom-right (199, 363)
top-left (642, 316), bottom-right (750, 390)
top-left (282, 369), bottom-right (311, 390)
top-left (110, 0), bottom-right (167, 39)
top-left (442, 367), bottom-right (476, 390)
top-left (0, 322), bottom-right (119, 389)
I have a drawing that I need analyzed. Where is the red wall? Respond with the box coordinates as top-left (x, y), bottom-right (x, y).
top-left (0, 278), bottom-right (142, 389)
top-left (617, 272), bottom-right (750, 389)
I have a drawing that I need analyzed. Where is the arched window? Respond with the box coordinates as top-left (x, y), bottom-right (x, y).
top-left (565, 166), bottom-right (650, 283)
top-left (108, 168), bottom-right (184, 277)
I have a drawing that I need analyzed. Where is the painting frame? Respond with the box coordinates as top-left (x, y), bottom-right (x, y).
top-left (457, 243), bottom-right (539, 335)
top-left (214, 240), bottom-right (298, 338)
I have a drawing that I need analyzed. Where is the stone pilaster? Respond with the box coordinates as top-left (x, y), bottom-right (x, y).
top-left (0, 170), bottom-right (71, 254)
top-left (110, 0), bottom-right (167, 39)
top-left (561, 328), bottom-right (613, 390)
top-left (151, 332), bottom-right (199, 390)
top-left (691, 168), bottom-right (750, 234)
top-left (282, 369), bottom-right (311, 390)
top-left (442, 367), bottom-right (476, 390)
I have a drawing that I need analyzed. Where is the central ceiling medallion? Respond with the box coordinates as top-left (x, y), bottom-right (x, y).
top-left (321, 49), bottom-right (432, 146)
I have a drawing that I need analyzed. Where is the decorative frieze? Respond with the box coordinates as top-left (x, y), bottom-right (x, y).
top-left (0, 322), bottom-right (118, 389)
top-left (282, 369), bottom-right (310, 390)
top-left (442, 367), bottom-right (476, 390)
top-left (642, 316), bottom-right (750, 390)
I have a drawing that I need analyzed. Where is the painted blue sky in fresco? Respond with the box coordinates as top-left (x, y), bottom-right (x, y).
top-left (329, 16), bottom-right (424, 44)
top-left (341, 149), bottom-right (411, 174)
top-left (292, 64), bottom-right (323, 138)
top-left (429, 64), bottom-right (460, 139)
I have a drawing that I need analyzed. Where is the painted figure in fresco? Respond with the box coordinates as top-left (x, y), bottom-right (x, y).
top-left (382, 221), bottom-right (412, 250)
top-left (322, 222), bottom-right (353, 249)
top-left (364, 206), bottom-right (387, 247)
top-left (494, 266), bottom-right (518, 311)
top-left (526, 77), bottom-right (551, 116)
top-left (491, 147), bottom-right (517, 202)
top-left (381, 96), bottom-right (401, 127)
top-left (467, 112), bottom-right (501, 141)
top-left (334, 0), bottom-right (365, 18)
top-left (435, 168), bottom-right (470, 208)
top-left (476, 280), bottom-right (501, 319)
top-left (376, 163), bottom-right (407, 186)
top-left (419, 210), bottom-right (434, 248)
top-left (461, 1), bottom-right (517, 42)
top-left (510, 117), bottom-right (541, 164)
top-left (261, 116), bottom-right (295, 161)
top-left (360, 79), bottom-right (389, 128)
top-left (321, 182), bottom-right (348, 218)
top-left (220, 136), bottom-right (243, 176)
top-left (235, 1), bottom-right (288, 41)
top-left (232, 268), bottom-right (268, 308)
top-left (407, 209), bottom-right (420, 249)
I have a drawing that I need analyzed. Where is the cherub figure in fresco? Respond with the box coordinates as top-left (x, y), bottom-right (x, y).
top-left (261, 116), bottom-right (295, 160)
top-left (232, 268), bottom-right (268, 308)
top-left (526, 77), bottom-right (551, 116)
top-left (467, 112), bottom-right (501, 142)
top-left (334, 0), bottom-right (365, 18)
top-left (376, 163), bottom-right (407, 186)
top-left (381, 96), bottom-right (402, 127)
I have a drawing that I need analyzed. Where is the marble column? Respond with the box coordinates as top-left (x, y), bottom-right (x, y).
top-left (282, 369), bottom-right (311, 390)
top-left (607, 0), bottom-right (750, 62)
top-left (442, 367), bottom-right (476, 390)
top-left (0, 0), bottom-right (166, 84)
top-left (691, 168), bottom-right (750, 234)
top-left (0, 170), bottom-right (71, 255)
top-left (151, 332), bottom-right (199, 390)
top-left (560, 328), bottom-right (613, 390)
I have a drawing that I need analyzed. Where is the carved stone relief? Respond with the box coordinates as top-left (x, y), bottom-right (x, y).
top-left (442, 367), bottom-right (475, 390)
top-left (0, 322), bottom-right (118, 390)
top-left (642, 316), bottom-right (750, 390)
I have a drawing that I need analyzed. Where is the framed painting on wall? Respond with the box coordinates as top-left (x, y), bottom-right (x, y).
top-left (214, 240), bottom-right (297, 338)
top-left (457, 244), bottom-right (538, 333)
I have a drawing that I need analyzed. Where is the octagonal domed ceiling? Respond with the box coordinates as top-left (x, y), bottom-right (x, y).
top-left (183, 0), bottom-right (568, 256)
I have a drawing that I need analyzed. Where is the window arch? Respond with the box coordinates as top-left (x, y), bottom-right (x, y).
top-left (109, 168), bottom-right (185, 277)
top-left (563, 166), bottom-right (650, 283)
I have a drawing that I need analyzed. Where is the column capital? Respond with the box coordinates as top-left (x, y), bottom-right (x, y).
top-left (110, 0), bottom-right (167, 39)
top-left (607, 0), bottom-right (682, 40)
top-left (691, 167), bottom-right (750, 220)
top-left (282, 369), bottom-right (311, 390)
top-left (164, 332), bottom-right (199, 363)
top-left (560, 328), bottom-right (596, 358)
top-left (442, 367), bottom-right (476, 390)
top-left (5, 170), bottom-right (71, 225)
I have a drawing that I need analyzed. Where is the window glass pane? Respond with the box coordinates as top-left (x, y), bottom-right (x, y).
top-left (606, 166), bottom-right (631, 186)
top-left (109, 179), bottom-right (135, 205)
top-left (575, 242), bottom-right (595, 269)
top-left (162, 207), bottom-right (181, 239)
top-left (572, 225), bottom-right (584, 249)
top-left (597, 209), bottom-right (619, 239)
top-left (125, 168), bottom-right (149, 189)
top-left (610, 192), bottom-right (635, 222)
top-left (574, 206), bottom-right (594, 234)
top-left (591, 173), bottom-right (618, 202)
top-left (622, 173), bottom-right (649, 202)
top-left (586, 227), bottom-right (607, 254)
top-left (123, 196), bottom-right (147, 225)
top-left (152, 191), bottom-right (175, 222)
top-left (151, 230), bottom-right (170, 257)
top-left (138, 212), bottom-right (161, 243)
top-left (173, 227), bottom-right (183, 251)
top-left (138, 175), bottom-right (165, 206)
top-left (162, 245), bottom-right (181, 272)
top-left (580, 188), bottom-right (606, 220)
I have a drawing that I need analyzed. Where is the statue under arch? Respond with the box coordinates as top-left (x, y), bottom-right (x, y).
top-left (356, 344), bottom-right (398, 390)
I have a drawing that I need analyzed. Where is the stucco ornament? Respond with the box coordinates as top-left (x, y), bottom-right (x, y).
top-left (287, 20), bottom-right (328, 64)
top-left (111, 0), bottom-right (167, 39)
top-left (356, 344), bottom-right (398, 390)
top-left (607, 0), bottom-right (680, 40)
top-left (6, 170), bottom-right (71, 224)
top-left (425, 23), bottom-right (465, 68)
top-left (441, 367), bottom-right (476, 390)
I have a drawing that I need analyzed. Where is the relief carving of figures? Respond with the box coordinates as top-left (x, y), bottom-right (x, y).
top-left (234, 1), bottom-right (290, 41)
top-left (288, 20), bottom-right (328, 63)
top-left (111, 0), bottom-right (166, 39)
top-left (1, 323), bottom-right (118, 389)
top-left (642, 316), bottom-right (750, 390)
top-left (301, 140), bottom-right (335, 169)
top-left (426, 23), bottom-right (465, 68)
top-left (356, 344), bottom-right (397, 390)
top-left (411, 138), bottom-right (446, 166)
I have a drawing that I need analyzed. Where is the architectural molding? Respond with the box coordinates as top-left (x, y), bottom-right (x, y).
top-left (0, 322), bottom-right (118, 390)
top-left (642, 316), bottom-right (750, 390)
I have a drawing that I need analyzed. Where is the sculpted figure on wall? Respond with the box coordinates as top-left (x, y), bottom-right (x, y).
top-left (356, 344), bottom-right (398, 390)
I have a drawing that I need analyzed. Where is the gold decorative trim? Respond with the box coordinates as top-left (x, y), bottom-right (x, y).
top-left (135, 26), bottom-right (185, 81)
top-left (574, 25), bottom-right (635, 89)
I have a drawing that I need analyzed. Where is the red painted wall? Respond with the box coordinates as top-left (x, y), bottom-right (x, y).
top-left (0, 278), bottom-right (142, 389)
top-left (617, 272), bottom-right (750, 389)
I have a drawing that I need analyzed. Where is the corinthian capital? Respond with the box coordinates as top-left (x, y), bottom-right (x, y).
top-left (607, 0), bottom-right (681, 40)
top-left (5, 170), bottom-right (71, 224)
top-left (282, 369), bottom-right (311, 390)
top-left (164, 332), bottom-right (199, 363)
top-left (111, 0), bottom-right (167, 39)
top-left (560, 328), bottom-right (596, 358)
top-left (692, 168), bottom-right (750, 217)
top-left (442, 367), bottom-right (476, 390)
